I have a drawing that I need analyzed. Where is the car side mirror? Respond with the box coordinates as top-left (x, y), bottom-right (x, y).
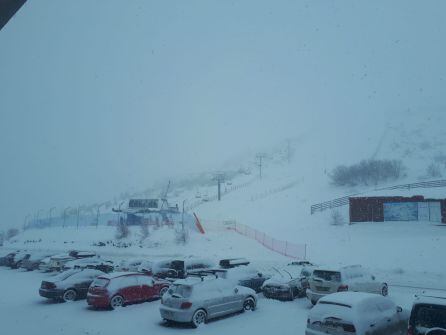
top-left (396, 306), bottom-right (403, 313)
top-left (234, 288), bottom-right (239, 294)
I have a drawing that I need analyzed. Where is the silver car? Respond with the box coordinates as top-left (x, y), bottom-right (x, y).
top-left (160, 277), bottom-right (257, 328)
top-left (306, 265), bottom-right (388, 305)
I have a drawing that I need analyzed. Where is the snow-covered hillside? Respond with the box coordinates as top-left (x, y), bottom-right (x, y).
top-left (8, 108), bottom-right (446, 290)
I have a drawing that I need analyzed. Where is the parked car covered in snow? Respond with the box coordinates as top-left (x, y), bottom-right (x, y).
top-left (9, 251), bottom-right (31, 269)
top-left (306, 265), bottom-right (388, 305)
top-left (219, 258), bottom-right (250, 269)
top-left (40, 253), bottom-right (75, 272)
top-left (86, 272), bottom-right (170, 309)
top-left (306, 292), bottom-right (407, 335)
top-left (262, 264), bottom-right (315, 300)
top-left (408, 292), bottom-right (446, 335)
top-left (160, 277), bottom-right (257, 328)
top-left (21, 252), bottom-right (53, 271)
top-left (68, 250), bottom-right (96, 259)
top-left (38, 251), bottom-right (96, 272)
top-left (137, 260), bottom-right (155, 274)
top-left (39, 268), bottom-right (105, 302)
top-left (156, 258), bottom-right (215, 279)
top-left (138, 260), bottom-right (174, 276)
top-left (193, 266), bottom-right (270, 293)
top-left (0, 251), bottom-right (18, 266)
top-left (114, 259), bottom-right (146, 272)
top-left (62, 257), bottom-right (114, 273)
top-left (37, 255), bottom-right (53, 271)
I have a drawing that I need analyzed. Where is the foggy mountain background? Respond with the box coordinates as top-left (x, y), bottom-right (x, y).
top-left (1, 0), bottom-right (445, 229)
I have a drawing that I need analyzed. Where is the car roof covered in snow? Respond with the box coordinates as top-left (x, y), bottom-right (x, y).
top-left (173, 276), bottom-right (222, 286)
top-left (50, 253), bottom-right (74, 260)
top-left (414, 292), bottom-right (446, 306)
top-left (171, 277), bottom-right (254, 296)
top-left (313, 264), bottom-right (363, 273)
top-left (264, 264), bottom-right (310, 284)
top-left (98, 272), bottom-right (148, 280)
top-left (319, 292), bottom-right (384, 308)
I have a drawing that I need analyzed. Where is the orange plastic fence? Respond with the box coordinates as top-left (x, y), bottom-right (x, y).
top-left (199, 218), bottom-right (307, 260)
top-left (193, 212), bottom-right (206, 234)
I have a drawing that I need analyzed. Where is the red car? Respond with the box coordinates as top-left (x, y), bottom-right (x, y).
top-left (86, 272), bottom-right (170, 309)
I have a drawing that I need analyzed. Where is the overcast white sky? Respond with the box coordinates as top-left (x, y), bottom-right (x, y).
top-left (0, 0), bottom-right (445, 229)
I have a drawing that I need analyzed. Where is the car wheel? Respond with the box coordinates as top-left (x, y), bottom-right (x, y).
top-left (62, 289), bottom-right (77, 302)
top-left (110, 295), bottom-right (124, 309)
top-left (191, 309), bottom-right (207, 328)
top-left (159, 286), bottom-right (168, 297)
top-left (381, 284), bottom-right (389, 296)
top-left (243, 297), bottom-right (256, 311)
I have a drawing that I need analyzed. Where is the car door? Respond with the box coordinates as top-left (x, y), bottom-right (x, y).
top-left (346, 269), bottom-right (362, 292)
top-left (119, 276), bottom-right (141, 302)
top-left (137, 275), bottom-right (155, 300)
top-left (76, 271), bottom-right (98, 297)
top-left (204, 288), bottom-right (226, 318)
top-left (224, 286), bottom-right (244, 313)
top-left (374, 299), bottom-right (401, 334)
top-left (365, 273), bottom-right (381, 293)
top-left (362, 302), bottom-right (385, 334)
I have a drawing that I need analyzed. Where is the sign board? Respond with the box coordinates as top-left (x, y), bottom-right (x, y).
top-left (128, 199), bottom-right (159, 209)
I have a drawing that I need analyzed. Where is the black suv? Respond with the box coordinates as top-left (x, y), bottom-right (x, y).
top-left (409, 293), bottom-right (446, 335)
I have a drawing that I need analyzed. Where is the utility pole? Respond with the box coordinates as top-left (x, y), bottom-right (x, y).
top-left (36, 209), bottom-right (44, 228)
top-left (63, 207), bottom-right (71, 228)
top-left (23, 214), bottom-right (31, 230)
top-left (76, 206), bottom-right (81, 230)
top-left (181, 199), bottom-right (186, 243)
top-left (213, 173), bottom-right (225, 201)
top-left (96, 203), bottom-right (106, 229)
top-left (256, 153), bottom-right (266, 179)
top-left (48, 207), bottom-right (56, 227)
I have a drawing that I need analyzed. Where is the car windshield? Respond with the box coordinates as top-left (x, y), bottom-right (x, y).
top-left (413, 305), bottom-right (446, 331)
top-left (313, 270), bottom-right (341, 282)
top-left (168, 284), bottom-right (192, 298)
top-left (91, 278), bottom-right (110, 288)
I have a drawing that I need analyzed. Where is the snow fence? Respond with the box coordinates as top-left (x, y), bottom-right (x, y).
top-left (200, 219), bottom-right (307, 260)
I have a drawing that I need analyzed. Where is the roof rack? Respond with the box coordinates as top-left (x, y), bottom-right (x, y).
top-left (187, 269), bottom-right (230, 279)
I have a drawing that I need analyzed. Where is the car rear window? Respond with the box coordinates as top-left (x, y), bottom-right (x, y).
top-left (91, 278), bottom-right (110, 288)
top-left (168, 284), bottom-right (192, 298)
top-left (53, 269), bottom-right (79, 281)
top-left (313, 270), bottom-right (341, 282)
top-left (412, 304), bottom-right (446, 332)
top-left (319, 301), bottom-right (352, 308)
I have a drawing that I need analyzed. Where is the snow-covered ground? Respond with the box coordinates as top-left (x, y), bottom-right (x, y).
top-left (0, 266), bottom-right (427, 335)
top-left (5, 225), bottom-right (287, 264)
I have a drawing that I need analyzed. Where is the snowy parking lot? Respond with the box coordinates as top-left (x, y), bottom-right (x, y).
top-left (0, 267), bottom-right (423, 335)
